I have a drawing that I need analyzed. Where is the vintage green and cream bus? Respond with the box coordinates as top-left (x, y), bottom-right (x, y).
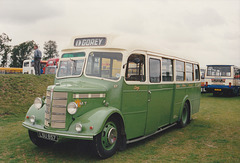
top-left (23, 35), bottom-right (201, 158)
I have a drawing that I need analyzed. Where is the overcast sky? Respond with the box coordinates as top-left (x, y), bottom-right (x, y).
top-left (0, 0), bottom-right (239, 67)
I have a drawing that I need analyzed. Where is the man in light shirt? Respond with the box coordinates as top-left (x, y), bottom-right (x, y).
top-left (33, 45), bottom-right (42, 75)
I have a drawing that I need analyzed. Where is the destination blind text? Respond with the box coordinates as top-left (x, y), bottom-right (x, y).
top-left (74, 37), bottom-right (106, 47)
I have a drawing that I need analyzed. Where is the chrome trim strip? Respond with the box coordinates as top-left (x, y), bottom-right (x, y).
top-left (126, 123), bottom-right (177, 144)
top-left (51, 120), bottom-right (65, 123)
top-left (53, 97), bottom-right (68, 100)
top-left (73, 93), bottom-right (106, 99)
top-left (22, 123), bottom-right (93, 139)
top-left (52, 105), bottom-right (66, 108)
top-left (51, 112), bottom-right (65, 115)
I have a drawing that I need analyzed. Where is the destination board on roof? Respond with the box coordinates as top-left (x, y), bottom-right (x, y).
top-left (74, 37), bottom-right (107, 47)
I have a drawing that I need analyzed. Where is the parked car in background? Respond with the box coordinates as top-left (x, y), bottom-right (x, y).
top-left (45, 58), bottom-right (59, 74)
top-left (46, 58), bottom-right (59, 67)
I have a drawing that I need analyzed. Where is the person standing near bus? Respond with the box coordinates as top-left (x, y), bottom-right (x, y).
top-left (33, 45), bottom-right (42, 75)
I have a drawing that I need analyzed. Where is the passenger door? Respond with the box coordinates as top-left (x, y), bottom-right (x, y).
top-left (145, 56), bottom-right (174, 135)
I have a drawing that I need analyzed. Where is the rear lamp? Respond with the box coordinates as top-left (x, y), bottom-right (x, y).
top-left (75, 123), bottom-right (82, 132)
top-left (34, 97), bottom-right (42, 109)
top-left (229, 82), bottom-right (231, 88)
top-left (67, 102), bottom-right (78, 115)
top-left (29, 115), bottom-right (36, 124)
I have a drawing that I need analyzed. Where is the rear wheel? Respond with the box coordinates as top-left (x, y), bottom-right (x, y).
top-left (93, 119), bottom-right (120, 158)
top-left (178, 102), bottom-right (190, 128)
top-left (28, 130), bottom-right (55, 147)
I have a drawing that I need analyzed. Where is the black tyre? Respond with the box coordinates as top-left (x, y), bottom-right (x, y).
top-left (178, 102), bottom-right (190, 128)
top-left (93, 118), bottom-right (120, 158)
top-left (28, 130), bottom-right (55, 147)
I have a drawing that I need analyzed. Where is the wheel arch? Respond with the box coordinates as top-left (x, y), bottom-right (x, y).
top-left (69, 107), bottom-right (125, 137)
top-left (108, 112), bottom-right (126, 137)
top-left (178, 95), bottom-right (191, 123)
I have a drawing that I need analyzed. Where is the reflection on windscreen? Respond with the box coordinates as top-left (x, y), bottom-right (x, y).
top-left (86, 52), bottom-right (122, 80)
top-left (207, 66), bottom-right (231, 77)
top-left (57, 59), bottom-right (84, 77)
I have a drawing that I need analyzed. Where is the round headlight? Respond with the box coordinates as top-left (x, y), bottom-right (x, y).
top-left (30, 115), bottom-right (35, 123)
top-left (67, 102), bottom-right (78, 115)
top-left (34, 97), bottom-right (42, 109)
top-left (75, 123), bottom-right (82, 132)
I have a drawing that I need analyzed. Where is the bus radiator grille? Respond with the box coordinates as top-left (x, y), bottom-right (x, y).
top-left (45, 91), bottom-right (67, 128)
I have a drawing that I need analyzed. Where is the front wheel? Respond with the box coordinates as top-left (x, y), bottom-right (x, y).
top-left (93, 119), bottom-right (120, 158)
top-left (178, 102), bottom-right (190, 128)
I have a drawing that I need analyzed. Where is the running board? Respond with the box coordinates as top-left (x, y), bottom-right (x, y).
top-left (126, 123), bottom-right (177, 144)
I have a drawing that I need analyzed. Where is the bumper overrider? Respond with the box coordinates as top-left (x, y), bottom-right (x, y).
top-left (22, 122), bottom-right (94, 140)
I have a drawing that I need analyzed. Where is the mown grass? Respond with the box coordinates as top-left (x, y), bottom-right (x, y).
top-left (0, 74), bottom-right (55, 124)
top-left (0, 75), bottom-right (240, 162)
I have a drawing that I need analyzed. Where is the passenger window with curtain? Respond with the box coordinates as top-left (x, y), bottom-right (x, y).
top-left (125, 54), bottom-right (145, 82)
top-left (162, 58), bottom-right (173, 81)
top-left (194, 64), bottom-right (200, 81)
top-left (176, 60), bottom-right (185, 81)
top-left (186, 63), bottom-right (193, 81)
top-left (149, 58), bottom-right (161, 83)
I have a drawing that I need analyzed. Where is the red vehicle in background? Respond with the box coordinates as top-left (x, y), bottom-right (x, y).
top-left (46, 58), bottom-right (59, 67)
top-left (40, 60), bottom-right (47, 74)
top-left (45, 58), bottom-right (59, 74)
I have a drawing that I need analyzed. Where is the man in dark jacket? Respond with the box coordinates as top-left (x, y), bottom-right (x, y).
top-left (33, 45), bottom-right (42, 75)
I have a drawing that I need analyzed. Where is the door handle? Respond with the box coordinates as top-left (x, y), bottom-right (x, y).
top-left (148, 90), bottom-right (151, 102)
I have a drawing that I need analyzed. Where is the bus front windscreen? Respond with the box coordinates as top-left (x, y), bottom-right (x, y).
top-left (57, 59), bottom-right (85, 77)
top-left (207, 66), bottom-right (231, 77)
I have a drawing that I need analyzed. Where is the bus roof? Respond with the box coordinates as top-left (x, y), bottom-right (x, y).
top-left (207, 65), bottom-right (234, 66)
top-left (61, 34), bottom-right (199, 64)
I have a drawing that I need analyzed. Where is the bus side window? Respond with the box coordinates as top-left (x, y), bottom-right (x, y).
top-left (125, 54), bottom-right (145, 82)
top-left (186, 63), bottom-right (193, 81)
top-left (176, 60), bottom-right (185, 81)
top-left (162, 58), bottom-right (173, 81)
top-left (194, 64), bottom-right (200, 81)
top-left (149, 58), bottom-right (161, 83)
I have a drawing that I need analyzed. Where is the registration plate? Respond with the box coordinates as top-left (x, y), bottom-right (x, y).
top-left (214, 89), bottom-right (222, 91)
top-left (37, 132), bottom-right (58, 142)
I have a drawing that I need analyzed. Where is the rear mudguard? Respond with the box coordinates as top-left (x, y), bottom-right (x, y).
top-left (178, 95), bottom-right (191, 121)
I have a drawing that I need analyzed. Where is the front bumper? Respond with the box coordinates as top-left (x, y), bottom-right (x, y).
top-left (22, 122), bottom-right (93, 140)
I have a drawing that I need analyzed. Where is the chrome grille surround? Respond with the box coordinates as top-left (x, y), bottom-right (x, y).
top-left (45, 90), bottom-right (67, 128)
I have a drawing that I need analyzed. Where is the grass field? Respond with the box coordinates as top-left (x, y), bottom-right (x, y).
top-left (0, 75), bottom-right (240, 162)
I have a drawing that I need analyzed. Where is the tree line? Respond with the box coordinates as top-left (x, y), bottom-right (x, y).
top-left (0, 33), bottom-right (59, 68)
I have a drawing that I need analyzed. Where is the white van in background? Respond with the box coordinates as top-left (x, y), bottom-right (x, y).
top-left (22, 60), bottom-right (35, 74)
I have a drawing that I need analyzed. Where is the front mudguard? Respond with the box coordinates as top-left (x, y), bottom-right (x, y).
top-left (69, 106), bottom-right (124, 136)
top-left (24, 104), bottom-right (45, 125)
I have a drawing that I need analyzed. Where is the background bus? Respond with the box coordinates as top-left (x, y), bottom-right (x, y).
top-left (22, 60), bottom-right (47, 74)
top-left (0, 67), bottom-right (23, 74)
top-left (205, 65), bottom-right (240, 96)
top-left (200, 68), bottom-right (206, 92)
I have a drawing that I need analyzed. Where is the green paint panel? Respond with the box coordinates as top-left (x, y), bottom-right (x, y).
top-left (145, 84), bottom-right (174, 135)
